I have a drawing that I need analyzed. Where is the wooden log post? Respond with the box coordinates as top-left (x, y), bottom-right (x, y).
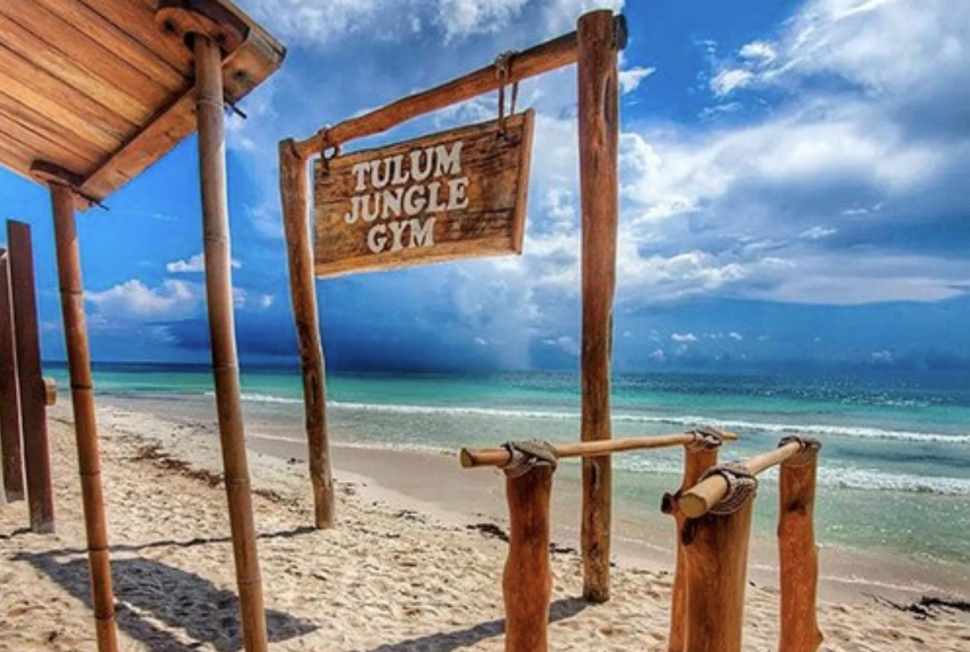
top-left (7, 221), bottom-right (54, 533)
top-left (577, 9), bottom-right (623, 603)
top-left (778, 438), bottom-right (823, 652)
top-left (502, 447), bottom-right (556, 652)
top-left (47, 178), bottom-right (119, 652)
top-left (682, 495), bottom-right (756, 652)
top-left (0, 251), bottom-right (24, 503)
top-left (190, 27), bottom-right (268, 652)
top-left (661, 433), bottom-right (726, 652)
top-left (279, 139), bottom-right (334, 528)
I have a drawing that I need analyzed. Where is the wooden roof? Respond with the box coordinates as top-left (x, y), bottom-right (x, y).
top-left (0, 0), bottom-right (284, 209)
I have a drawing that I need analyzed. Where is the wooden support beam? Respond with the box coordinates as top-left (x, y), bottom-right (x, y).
top-left (661, 443), bottom-right (724, 652)
top-left (192, 31), bottom-right (268, 652)
top-left (682, 497), bottom-right (756, 652)
top-left (292, 15), bottom-right (627, 158)
top-left (577, 9), bottom-right (621, 604)
top-left (0, 252), bottom-right (24, 502)
top-left (279, 139), bottom-right (333, 528)
top-left (779, 443), bottom-right (823, 652)
top-left (460, 428), bottom-right (738, 469)
top-left (6, 220), bottom-right (54, 533)
top-left (49, 180), bottom-right (118, 652)
top-left (680, 441), bottom-right (802, 518)
top-left (503, 465), bottom-right (554, 652)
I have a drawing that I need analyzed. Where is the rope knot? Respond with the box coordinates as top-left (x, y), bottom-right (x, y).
top-left (500, 440), bottom-right (557, 478)
top-left (698, 462), bottom-right (758, 515)
top-left (779, 435), bottom-right (821, 467)
top-left (687, 425), bottom-right (727, 451)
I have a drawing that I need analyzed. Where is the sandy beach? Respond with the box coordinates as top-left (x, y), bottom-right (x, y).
top-left (2, 400), bottom-right (969, 651)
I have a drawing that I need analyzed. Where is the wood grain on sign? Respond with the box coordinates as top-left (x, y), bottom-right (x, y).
top-left (313, 110), bottom-right (534, 277)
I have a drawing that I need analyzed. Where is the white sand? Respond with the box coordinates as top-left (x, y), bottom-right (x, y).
top-left (2, 402), bottom-right (968, 651)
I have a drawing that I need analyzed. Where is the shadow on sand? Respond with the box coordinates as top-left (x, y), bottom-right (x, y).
top-left (362, 596), bottom-right (590, 652)
top-left (15, 526), bottom-right (318, 652)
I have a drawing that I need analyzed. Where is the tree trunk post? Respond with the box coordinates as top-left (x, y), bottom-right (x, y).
top-left (0, 252), bottom-right (24, 503)
top-left (662, 436), bottom-right (724, 652)
top-left (279, 139), bottom-right (334, 529)
top-left (503, 463), bottom-right (555, 652)
top-left (778, 439), bottom-right (823, 652)
top-left (577, 8), bottom-right (622, 604)
top-left (682, 496), bottom-right (756, 652)
top-left (48, 179), bottom-right (119, 652)
top-left (192, 31), bottom-right (268, 652)
top-left (6, 220), bottom-right (54, 533)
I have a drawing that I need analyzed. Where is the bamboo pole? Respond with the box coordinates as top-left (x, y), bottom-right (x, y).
top-left (778, 443), bottom-right (823, 652)
top-left (193, 32), bottom-right (268, 652)
top-left (292, 16), bottom-right (627, 158)
top-left (0, 252), bottom-right (24, 502)
top-left (577, 9), bottom-right (621, 604)
top-left (682, 497), bottom-right (756, 652)
top-left (279, 139), bottom-right (333, 528)
top-left (662, 444), bottom-right (723, 652)
top-left (49, 180), bottom-right (118, 652)
top-left (6, 221), bottom-right (54, 533)
top-left (680, 441), bottom-right (802, 518)
top-left (460, 429), bottom-right (738, 468)
top-left (503, 465), bottom-right (554, 652)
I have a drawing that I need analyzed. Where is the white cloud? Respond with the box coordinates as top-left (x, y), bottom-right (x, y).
top-left (85, 280), bottom-right (202, 320)
top-left (649, 348), bottom-right (666, 362)
top-left (438, 0), bottom-right (529, 41)
top-left (671, 332), bottom-right (698, 344)
top-left (800, 226), bottom-right (837, 240)
top-left (167, 253), bottom-right (241, 273)
top-left (710, 68), bottom-right (753, 96)
top-left (619, 66), bottom-right (655, 94)
top-left (738, 41), bottom-right (776, 64)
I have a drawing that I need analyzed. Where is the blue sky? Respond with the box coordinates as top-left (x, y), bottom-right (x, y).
top-left (0, 0), bottom-right (967, 374)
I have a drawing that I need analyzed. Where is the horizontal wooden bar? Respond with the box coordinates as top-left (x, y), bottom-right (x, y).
top-left (460, 428), bottom-right (738, 469)
top-left (293, 15), bottom-right (627, 159)
top-left (679, 440), bottom-right (803, 518)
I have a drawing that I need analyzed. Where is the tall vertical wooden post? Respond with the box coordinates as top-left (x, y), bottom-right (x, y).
top-left (778, 442), bottom-right (823, 652)
top-left (662, 442), bottom-right (722, 652)
top-left (577, 9), bottom-right (622, 603)
top-left (503, 465), bottom-right (554, 652)
top-left (279, 140), bottom-right (334, 528)
top-left (44, 177), bottom-right (119, 652)
top-left (7, 221), bottom-right (54, 533)
top-left (0, 252), bottom-right (25, 502)
top-left (682, 498), bottom-right (756, 652)
top-left (193, 31), bottom-right (268, 652)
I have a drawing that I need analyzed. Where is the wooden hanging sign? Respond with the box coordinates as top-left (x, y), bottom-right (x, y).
top-left (313, 110), bottom-right (534, 277)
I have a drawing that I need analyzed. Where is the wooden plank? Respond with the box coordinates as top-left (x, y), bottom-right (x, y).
top-left (0, 1), bottom-right (177, 100)
top-left (76, 91), bottom-right (196, 202)
top-left (578, 9), bottom-right (621, 604)
top-left (0, 12), bottom-right (158, 124)
top-left (0, 91), bottom-right (107, 165)
top-left (79, 0), bottom-right (194, 72)
top-left (31, 0), bottom-right (186, 89)
top-left (0, 117), bottom-right (99, 174)
top-left (0, 254), bottom-right (25, 503)
top-left (313, 111), bottom-right (533, 277)
top-left (7, 221), bottom-right (55, 534)
top-left (0, 44), bottom-right (131, 151)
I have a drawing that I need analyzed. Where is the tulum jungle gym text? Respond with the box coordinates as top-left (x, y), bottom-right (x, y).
top-left (0, 3), bottom-right (826, 652)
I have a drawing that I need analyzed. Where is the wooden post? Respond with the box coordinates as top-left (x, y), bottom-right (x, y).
top-left (6, 221), bottom-right (54, 533)
top-left (0, 252), bottom-right (24, 502)
top-left (44, 180), bottom-right (120, 651)
top-left (577, 8), bottom-right (621, 603)
top-left (279, 139), bottom-right (334, 528)
top-left (778, 442), bottom-right (823, 652)
top-left (682, 496), bottom-right (756, 652)
top-left (193, 31), bottom-right (268, 652)
top-left (503, 465), bottom-right (554, 652)
top-left (662, 443), bottom-right (722, 652)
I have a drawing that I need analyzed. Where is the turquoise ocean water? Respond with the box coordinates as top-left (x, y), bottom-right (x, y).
top-left (46, 363), bottom-right (970, 569)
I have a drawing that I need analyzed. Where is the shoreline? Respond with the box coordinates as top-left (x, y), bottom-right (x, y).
top-left (108, 393), bottom-right (970, 605)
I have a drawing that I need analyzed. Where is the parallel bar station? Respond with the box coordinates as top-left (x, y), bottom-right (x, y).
top-left (0, 1), bottom-right (284, 650)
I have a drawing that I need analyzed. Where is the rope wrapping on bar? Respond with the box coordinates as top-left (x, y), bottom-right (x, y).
top-left (699, 462), bottom-right (758, 515)
top-left (686, 426), bottom-right (726, 451)
top-left (501, 440), bottom-right (557, 478)
top-left (778, 435), bottom-right (822, 467)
